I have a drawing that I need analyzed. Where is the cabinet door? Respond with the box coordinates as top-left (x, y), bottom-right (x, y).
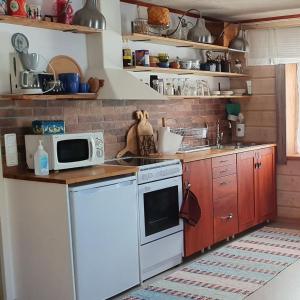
top-left (255, 147), bottom-right (276, 223)
top-left (237, 151), bottom-right (255, 232)
top-left (183, 159), bottom-right (213, 257)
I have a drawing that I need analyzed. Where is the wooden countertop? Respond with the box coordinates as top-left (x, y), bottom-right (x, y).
top-left (4, 165), bottom-right (139, 185)
top-left (151, 144), bottom-right (277, 163)
top-left (3, 144), bottom-right (276, 184)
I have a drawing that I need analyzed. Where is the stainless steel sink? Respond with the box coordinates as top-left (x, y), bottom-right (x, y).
top-left (177, 143), bottom-right (259, 153)
top-left (214, 143), bottom-right (258, 150)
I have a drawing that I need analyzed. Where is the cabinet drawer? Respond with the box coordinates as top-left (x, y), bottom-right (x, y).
top-left (213, 174), bottom-right (237, 200)
top-left (212, 154), bottom-right (236, 168)
top-left (213, 164), bottom-right (236, 179)
top-left (214, 195), bottom-right (238, 243)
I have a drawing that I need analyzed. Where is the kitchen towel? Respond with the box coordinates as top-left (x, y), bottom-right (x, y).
top-left (179, 184), bottom-right (201, 226)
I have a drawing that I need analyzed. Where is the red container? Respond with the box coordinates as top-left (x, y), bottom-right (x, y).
top-left (8, 0), bottom-right (27, 17)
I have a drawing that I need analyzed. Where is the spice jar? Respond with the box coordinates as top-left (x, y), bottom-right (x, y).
top-left (123, 48), bottom-right (133, 67)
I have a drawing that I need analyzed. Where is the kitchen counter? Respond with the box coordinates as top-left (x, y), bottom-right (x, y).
top-left (151, 144), bottom-right (276, 163)
top-left (3, 165), bottom-right (139, 185)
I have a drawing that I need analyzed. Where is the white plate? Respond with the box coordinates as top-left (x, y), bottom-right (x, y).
top-left (221, 90), bottom-right (234, 95)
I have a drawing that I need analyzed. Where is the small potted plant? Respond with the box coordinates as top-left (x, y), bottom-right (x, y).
top-left (158, 53), bottom-right (169, 68)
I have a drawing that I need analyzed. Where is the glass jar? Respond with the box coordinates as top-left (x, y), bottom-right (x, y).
top-left (165, 82), bottom-right (174, 96)
top-left (131, 18), bottom-right (149, 34)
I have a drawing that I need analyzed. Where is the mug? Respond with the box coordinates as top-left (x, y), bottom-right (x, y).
top-left (58, 73), bottom-right (80, 94)
top-left (79, 82), bottom-right (90, 93)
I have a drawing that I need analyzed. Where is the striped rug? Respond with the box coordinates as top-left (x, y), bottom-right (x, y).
top-left (124, 227), bottom-right (300, 300)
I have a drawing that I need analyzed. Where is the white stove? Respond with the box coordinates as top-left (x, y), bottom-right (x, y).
top-left (105, 157), bottom-right (184, 281)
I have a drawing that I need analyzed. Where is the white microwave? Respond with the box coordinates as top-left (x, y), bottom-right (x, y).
top-left (25, 132), bottom-right (104, 171)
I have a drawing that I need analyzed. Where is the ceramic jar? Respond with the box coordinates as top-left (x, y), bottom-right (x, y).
top-left (8, 0), bottom-right (27, 17)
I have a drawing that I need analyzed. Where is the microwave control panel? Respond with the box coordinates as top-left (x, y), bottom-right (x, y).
top-left (95, 134), bottom-right (104, 159)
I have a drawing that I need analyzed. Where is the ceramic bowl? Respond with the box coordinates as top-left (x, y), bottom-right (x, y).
top-left (180, 60), bottom-right (192, 70)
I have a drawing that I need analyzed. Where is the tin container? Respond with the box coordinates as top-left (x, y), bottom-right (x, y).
top-left (32, 120), bottom-right (65, 135)
top-left (8, 0), bottom-right (27, 17)
top-left (135, 50), bottom-right (150, 67)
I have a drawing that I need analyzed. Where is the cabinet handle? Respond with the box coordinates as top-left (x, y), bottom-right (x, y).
top-left (221, 213), bottom-right (233, 220)
top-left (220, 160), bottom-right (228, 164)
top-left (220, 169), bottom-right (228, 173)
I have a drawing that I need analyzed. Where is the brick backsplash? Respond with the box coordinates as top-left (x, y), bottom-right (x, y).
top-left (0, 98), bottom-right (230, 166)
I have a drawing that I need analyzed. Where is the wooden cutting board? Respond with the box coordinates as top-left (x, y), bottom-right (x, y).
top-left (117, 111), bottom-right (143, 158)
top-left (47, 55), bottom-right (83, 78)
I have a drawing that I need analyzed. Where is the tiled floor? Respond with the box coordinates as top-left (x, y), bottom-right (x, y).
top-left (112, 221), bottom-right (300, 300)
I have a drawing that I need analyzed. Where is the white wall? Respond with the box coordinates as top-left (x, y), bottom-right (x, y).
top-left (0, 143), bottom-right (15, 300)
top-left (0, 0), bottom-right (87, 94)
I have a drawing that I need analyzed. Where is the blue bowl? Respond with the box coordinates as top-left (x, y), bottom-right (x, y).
top-left (159, 62), bottom-right (170, 68)
top-left (58, 73), bottom-right (80, 94)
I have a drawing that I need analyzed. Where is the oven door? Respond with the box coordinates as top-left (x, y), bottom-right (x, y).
top-left (138, 176), bottom-right (183, 245)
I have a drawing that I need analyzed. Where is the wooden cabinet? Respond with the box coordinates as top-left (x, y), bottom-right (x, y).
top-left (237, 147), bottom-right (276, 233)
top-left (255, 147), bottom-right (277, 223)
top-left (182, 146), bottom-right (276, 255)
top-left (237, 151), bottom-right (256, 232)
top-left (183, 159), bottom-right (214, 257)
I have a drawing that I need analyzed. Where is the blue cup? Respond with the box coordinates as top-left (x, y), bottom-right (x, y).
top-left (58, 73), bottom-right (80, 94)
top-left (79, 82), bottom-right (90, 93)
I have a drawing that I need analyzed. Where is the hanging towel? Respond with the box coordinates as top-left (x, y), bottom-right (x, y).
top-left (179, 184), bottom-right (201, 226)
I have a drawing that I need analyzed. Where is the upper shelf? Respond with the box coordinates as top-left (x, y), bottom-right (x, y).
top-left (125, 66), bottom-right (248, 78)
top-left (123, 33), bottom-right (246, 53)
top-left (0, 15), bottom-right (102, 34)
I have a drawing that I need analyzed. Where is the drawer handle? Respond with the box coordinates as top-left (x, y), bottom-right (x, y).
top-left (220, 160), bottom-right (228, 163)
top-left (220, 181), bottom-right (229, 186)
top-left (221, 213), bottom-right (233, 221)
top-left (220, 169), bottom-right (228, 173)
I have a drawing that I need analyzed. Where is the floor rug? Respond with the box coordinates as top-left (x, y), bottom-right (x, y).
top-left (124, 226), bottom-right (300, 300)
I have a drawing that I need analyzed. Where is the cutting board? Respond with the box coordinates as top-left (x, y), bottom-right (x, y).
top-left (47, 55), bottom-right (83, 78)
top-left (117, 111), bottom-right (143, 158)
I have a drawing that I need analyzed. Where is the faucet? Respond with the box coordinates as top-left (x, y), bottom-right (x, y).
top-left (216, 120), bottom-right (223, 149)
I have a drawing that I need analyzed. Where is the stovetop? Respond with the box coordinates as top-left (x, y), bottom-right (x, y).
top-left (104, 157), bottom-right (173, 167)
top-left (105, 157), bottom-right (182, 183)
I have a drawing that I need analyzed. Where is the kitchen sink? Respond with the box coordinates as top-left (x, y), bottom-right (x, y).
top-left (177, 143), bottom-right (259, 153)
top-left (213, 143), bottom-right (259, 150)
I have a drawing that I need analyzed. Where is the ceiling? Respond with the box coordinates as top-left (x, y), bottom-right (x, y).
top-left (140, 0), bottom-right (300, 21)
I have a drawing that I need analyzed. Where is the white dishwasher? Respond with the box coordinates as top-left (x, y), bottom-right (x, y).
top-left (69, 176), bottom-right (140, 300)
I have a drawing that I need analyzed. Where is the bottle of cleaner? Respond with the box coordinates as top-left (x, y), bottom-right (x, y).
top-left (34, 140), bottom-right (49, 176)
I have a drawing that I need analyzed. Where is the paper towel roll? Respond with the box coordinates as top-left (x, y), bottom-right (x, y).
top-left (158, 127), bottom-right (182, 154)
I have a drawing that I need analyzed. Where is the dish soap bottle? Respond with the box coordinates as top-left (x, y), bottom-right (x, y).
top-left (34, 140), bottom-right (49, 176)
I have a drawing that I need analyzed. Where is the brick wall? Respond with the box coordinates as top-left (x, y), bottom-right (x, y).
top-left (0, 97), bottom-right (229, 165)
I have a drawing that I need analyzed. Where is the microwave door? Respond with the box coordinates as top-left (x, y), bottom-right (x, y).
top-left (55, 139), bottom-right (91, 169)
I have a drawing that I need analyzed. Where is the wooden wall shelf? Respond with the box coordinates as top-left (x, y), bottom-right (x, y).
top-left (0, 15), bottom-right (102, 34)
top-left (125, 66), bottom-right (248, 78)
top-left (168, 95), bottom-right (251, 100)
top-left (123, 33), bottom-right (246, 53)
top-left (0, 93), bottom-right (99, 101)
